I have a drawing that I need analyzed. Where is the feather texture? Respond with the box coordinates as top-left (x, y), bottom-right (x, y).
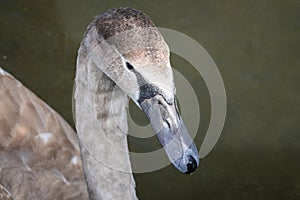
top-left (0, 69), bottom-right (88, 200)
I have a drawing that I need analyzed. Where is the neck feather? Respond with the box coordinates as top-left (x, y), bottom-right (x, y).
top-left (74, 40), bottom-right (137, 200)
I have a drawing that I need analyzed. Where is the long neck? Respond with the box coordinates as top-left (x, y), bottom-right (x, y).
top-left (75, 41), bottom-right (137, 200)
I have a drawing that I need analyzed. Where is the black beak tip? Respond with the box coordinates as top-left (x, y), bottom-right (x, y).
top-left (185, 156), bottom-right (198, 174)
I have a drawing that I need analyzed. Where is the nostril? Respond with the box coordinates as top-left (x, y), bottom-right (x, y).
top-left (185, 156), bottom-right (198, 174)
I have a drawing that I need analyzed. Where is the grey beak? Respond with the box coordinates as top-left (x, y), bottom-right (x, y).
top-left (140, 94), bottom-right (199, 174)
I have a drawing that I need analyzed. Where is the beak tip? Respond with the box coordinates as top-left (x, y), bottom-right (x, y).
top-left (184, 155), bottom-right (198, 174)
top-left (174, 154), bottom-right (199, 174)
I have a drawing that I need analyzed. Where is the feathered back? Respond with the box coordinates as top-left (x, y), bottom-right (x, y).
top-left (0, 68), bottom-right (88, 200)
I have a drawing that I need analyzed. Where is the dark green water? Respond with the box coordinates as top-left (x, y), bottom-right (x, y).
top-left (0, 0), bottom-right (299, 199)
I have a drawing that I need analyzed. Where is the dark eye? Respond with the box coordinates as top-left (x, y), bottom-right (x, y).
top-left (126, 62), bottom-right (134, 70)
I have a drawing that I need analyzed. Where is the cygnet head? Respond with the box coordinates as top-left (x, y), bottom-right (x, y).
top-left (84, 7), bottom-right (199, 174)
